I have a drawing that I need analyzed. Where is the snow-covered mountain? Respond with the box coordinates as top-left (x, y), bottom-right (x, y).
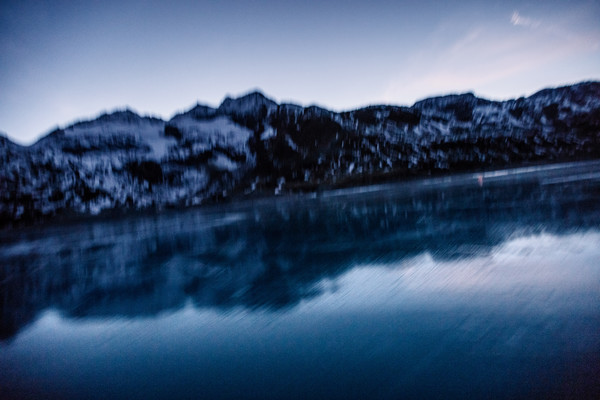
top-left (1, 82), bottom-right (599, 223)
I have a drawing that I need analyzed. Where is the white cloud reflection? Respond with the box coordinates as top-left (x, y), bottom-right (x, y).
top-left (315, 231), bottom-right (600, 313)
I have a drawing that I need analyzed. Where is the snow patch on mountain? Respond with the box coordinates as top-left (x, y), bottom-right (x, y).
top-left (260, 126), bottom-right (276, 140)
top-left (65, 115), bottom-right (172, 159)
top-left (169, 115), bottom-right (254, 160)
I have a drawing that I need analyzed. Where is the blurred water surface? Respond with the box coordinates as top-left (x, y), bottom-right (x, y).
top-left (1, 161), bottom-right (600, 399)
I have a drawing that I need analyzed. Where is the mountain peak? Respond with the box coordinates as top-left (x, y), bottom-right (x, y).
top-left (218, 90), bottom-right (277, 115)
top-left (66, 108), bottom-right (164, 131)
top-left (413, 92), bottom-right (491, 111)
top-left (174, 103), bottom-right (217, 121)
top-left (97, 108), bottom-right (142, 122)
top-left (66, 109), bottom-right (143, 129)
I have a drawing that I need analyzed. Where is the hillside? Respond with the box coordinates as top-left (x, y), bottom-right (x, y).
top-left (1, 81), bottom-right (599, 223)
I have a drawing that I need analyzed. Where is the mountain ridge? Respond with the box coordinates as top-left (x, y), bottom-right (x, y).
top-left (1, 81), bottom-right (599, 224)
top-left (6, 81), bottom-right (599, 146)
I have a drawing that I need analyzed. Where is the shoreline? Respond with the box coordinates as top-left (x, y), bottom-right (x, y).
top-left (2, 158), bottom-right (600, 232)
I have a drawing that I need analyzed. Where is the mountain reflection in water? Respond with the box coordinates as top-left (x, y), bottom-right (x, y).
top-left (1, 162), bottom-right (599, 399)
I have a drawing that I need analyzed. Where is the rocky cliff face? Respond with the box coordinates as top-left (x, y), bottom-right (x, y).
top-left (1, 81), bottom-right (599, 223)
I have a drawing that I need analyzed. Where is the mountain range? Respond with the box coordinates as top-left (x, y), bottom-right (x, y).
top-left (1, 81), bottom-right (599, 223)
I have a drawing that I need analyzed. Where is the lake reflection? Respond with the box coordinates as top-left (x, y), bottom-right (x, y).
top-left (1, 162), bottom-right (600, 399)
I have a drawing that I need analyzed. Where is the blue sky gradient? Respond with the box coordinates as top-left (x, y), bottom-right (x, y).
top-left (1, 0), bottom-right (599, 144)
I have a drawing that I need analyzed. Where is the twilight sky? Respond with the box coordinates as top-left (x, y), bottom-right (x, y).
top-left (1, 0), bottom-right (599, 144)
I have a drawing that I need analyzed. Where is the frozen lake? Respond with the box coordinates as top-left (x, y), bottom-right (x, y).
top-left (1, 161), bottom-right (600, 399)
